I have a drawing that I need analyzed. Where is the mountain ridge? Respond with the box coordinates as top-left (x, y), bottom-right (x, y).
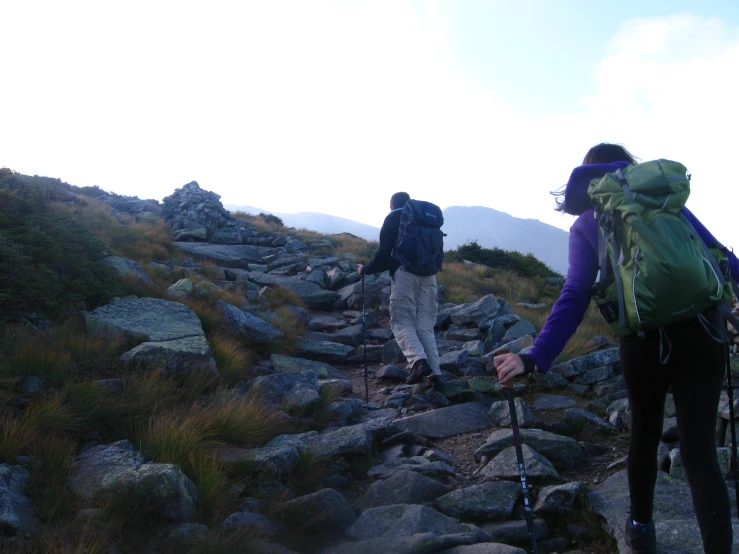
top-left (224, 202), bottom-right (570, 274)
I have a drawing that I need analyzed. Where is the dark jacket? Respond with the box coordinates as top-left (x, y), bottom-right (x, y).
top-left (364, 208), bottom-right (403, 277)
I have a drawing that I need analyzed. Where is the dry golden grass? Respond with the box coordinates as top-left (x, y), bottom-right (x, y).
top-left (231, 211), bottom-right (282, 234)
top-left (208, 331), bottom-right (254, 383)
top-left (178, 298), bottom-right (227, 335)
top-left (265, 305), bottom-right (308, 355)
top-left (0, 416), bottom-right (36, 463)
top-left (201, 389), bottom-right (286, 448)
top-left (54, 196), bottom-right (175, 264)
top-left (258, 286), bottom-right (305, 310)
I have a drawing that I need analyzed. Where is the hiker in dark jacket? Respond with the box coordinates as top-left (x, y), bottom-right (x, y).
top-left (359, 191), bottom-right (442, 389)
top-left (495, 143), bottom-right (739, 554)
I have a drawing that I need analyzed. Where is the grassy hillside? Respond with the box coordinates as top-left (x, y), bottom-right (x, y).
top-left (0, 173), bottom-right (614, 552)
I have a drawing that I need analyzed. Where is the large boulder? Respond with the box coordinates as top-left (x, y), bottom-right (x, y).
top-left (0, 464), bottom-right (39, 535)
top-left (305, 424), bottom-right (373, 458)
top-left (346, 504), bottom-right (477, 541)
top-left (590, 469), bottom-right (739, 552)
top-left (173, 242), bottom-right (269, 268)
top-left (481, 444), bottom-right (561, 482)
top-left (101, 256), bottom-right (156, 288)
top-left (299, 339), bottom-right (355, 364)
top-left (240, 371), bottom-right (321, 415)
top-left (70, 440), bottom-right (197, 522)
top-left (364, 471), bottom-right (450, 508)
top-left (434, 481), bottom-right (521, 521)
top-left (270, 354), bottom-right (345, 379)
top-left (86, 297), bottom-right (205, 343)
top-left (280, 489), bottom-right (357, 534)
top-left (120, 335), bottom-right (217, 376)
top-left (387, 403), bottom-right (491, 439)
top-left (215, 301), bottom-right (284, 343)
top-left (217, 445), bottom-right (301, 477)
top-left (474, 428), bottom-right (585, 470)
top-left (550, 347), bottom-right (620, 378)
top-left (444, 295), bottom-right (501, 326)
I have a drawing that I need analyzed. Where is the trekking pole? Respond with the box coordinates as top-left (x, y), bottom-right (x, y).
top-left (362, 274), bottom-right (368, 404)
top-left (504, 379), bottom-right (538, 553)
top-left (728, 342), bottom-right (739, 520)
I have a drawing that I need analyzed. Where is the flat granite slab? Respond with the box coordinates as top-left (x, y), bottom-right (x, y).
top-left (590, 469), bottom-right (739, 553)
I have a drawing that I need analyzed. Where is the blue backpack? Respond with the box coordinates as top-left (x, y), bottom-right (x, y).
top-left (393, 199), bottom-right (446, 276)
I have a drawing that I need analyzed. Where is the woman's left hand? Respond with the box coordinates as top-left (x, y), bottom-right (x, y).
top-left (494, 352), bottom-right (525, 387)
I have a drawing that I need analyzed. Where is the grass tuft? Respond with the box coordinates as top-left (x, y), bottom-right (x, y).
top-left (208, 331), bottom-right (254, 384)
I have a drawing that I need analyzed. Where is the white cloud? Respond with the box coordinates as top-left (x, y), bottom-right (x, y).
top-left (0, 5), bottom-right (737, 250)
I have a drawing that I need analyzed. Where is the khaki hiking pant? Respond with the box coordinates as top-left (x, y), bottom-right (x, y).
top-left (390, 267), bottom-right (441, 375)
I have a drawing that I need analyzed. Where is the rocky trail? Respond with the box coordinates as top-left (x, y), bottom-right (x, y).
top-left (4, 181), bottom-right (739, 553)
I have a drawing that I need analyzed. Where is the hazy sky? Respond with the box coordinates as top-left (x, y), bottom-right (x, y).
top-left (2, 0), bottom-right (738, 250)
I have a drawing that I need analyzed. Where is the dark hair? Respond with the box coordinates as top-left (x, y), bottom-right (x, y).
top-left (390, 192), bottom-right (410, 210)
top-left (552, 143), bottom-right (639, 212)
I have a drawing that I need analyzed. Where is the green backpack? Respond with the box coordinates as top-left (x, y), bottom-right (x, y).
top-left (588, 159), bottom-right (736, 340)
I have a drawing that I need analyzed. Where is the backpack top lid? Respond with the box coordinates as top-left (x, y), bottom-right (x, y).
top-left (563, 161), bottom-right (632, 216)
top-left (587, 159), bottom-right (691, 220)
top-left (402, 199), bottom-right (444, 228)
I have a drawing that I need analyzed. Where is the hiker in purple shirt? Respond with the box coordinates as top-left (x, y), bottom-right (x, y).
top-left (495, 143), bottom-right (739, 554)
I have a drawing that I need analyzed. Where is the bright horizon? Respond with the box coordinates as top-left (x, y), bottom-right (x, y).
top-left (2, 1), bottom-right (738, 250)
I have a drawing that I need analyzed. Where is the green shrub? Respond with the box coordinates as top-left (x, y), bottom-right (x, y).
top-left (445, 240), bottom-right (562, 279)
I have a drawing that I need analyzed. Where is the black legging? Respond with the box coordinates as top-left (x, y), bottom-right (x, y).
top-left (620, 306), bottom-right (732, 554)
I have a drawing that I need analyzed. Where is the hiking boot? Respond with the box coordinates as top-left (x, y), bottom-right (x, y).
top-left (406, 359), bottom-right (432, 384)
top-left (427, 374), bottom-right (445, 391)
top-left (624, 515), bottom-right (656, 553)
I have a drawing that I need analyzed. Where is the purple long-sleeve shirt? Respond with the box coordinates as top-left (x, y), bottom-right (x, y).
top-left (527, 161), bottom-right (739, 373)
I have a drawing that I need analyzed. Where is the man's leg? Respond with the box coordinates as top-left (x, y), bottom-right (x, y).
top-left (416, 274), bottom-right (440, 376)
top-left (390, 268), bottom-right (426, 368)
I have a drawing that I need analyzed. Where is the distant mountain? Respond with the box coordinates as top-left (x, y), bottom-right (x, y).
top-left (441, 206), bottom-right (569, 275)
top-left (224, 204), bottom-right (381, 241)
top-left (224, 203), bottom-right (569, 275)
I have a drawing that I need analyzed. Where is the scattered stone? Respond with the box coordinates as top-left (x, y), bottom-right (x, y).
top-left (592, 376), bottom-right (625, 397)
top-left (501, 319), bottom-right (536, 343)
top-left (270, 355), bottom-right (344, 379)
top-left (481, 444), bottom-right (561, 482)
top-left (167, 523), bottom-right (210, 550)
top-left (482, 336), bottom-right (533, 371)
top-left (280, 489), bottom-right (357, 534)
top-left (447, 327), bottom-right (483, 342)
top-left (216, 301), bottom-right (284, 343)
top-left (573, 364), bottom-right (614, 385)
top-left (388, 403), bottom-right (491, 439)
top-left (101, 256), bottom-right (156, 288)
top-left (533, 482), bottom-right (583, 513)
top-left (217, 445), bottom-right (301, 477)
top-left (120, 335), bottom-right (217, 376)
top-left (475, 428), bottom-right (585, 470)
top-left (550, 347), bottom-right (620, 378)
top-left (85, 297), bottom-right (205, 343)
top-left (444, 295), bottom-right (501, 326)
top-left (532, 371), bottom-right (569, 390)
top-left (364, 470), bottom-right (451, 508)
top-left (488, 397), bottom-right (534, 428)
top-left (0, 464), bottom-right (39, 535)
top-left (346, 503), bottom-right (476, 541)
top-left (435, 481), bottom-right (521, 521)
top-left (221, 511), bottom-right (278, 537)
top-left (305, 424), bottom-right (373, 458)
top-left (442, 543), bottom-right (528, 554)
top-left (662, 417), bottom-right (679, 441)
top-left (240, 371), bottom-right (321, 415)
top-left (70, 440), bottom-right (197, 522)
top-left (299, 339), bottom-right (355, 364)
top-left (463, 340), bottom-right (485, 358)
top-left (534, 395), bottom-right (577, 410)
top-left (670, 447), bottom-right (731, 480)
top-left (563, 408), bottom-right (618, 438)
top-left (590, 469), bottom-right (739, 553)
top-left (480, 519), bottom-right (550, 546)
top-left (440, 350), bottom-right (471, 371)
top-left (378, 365), bottom-right (409, 382)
